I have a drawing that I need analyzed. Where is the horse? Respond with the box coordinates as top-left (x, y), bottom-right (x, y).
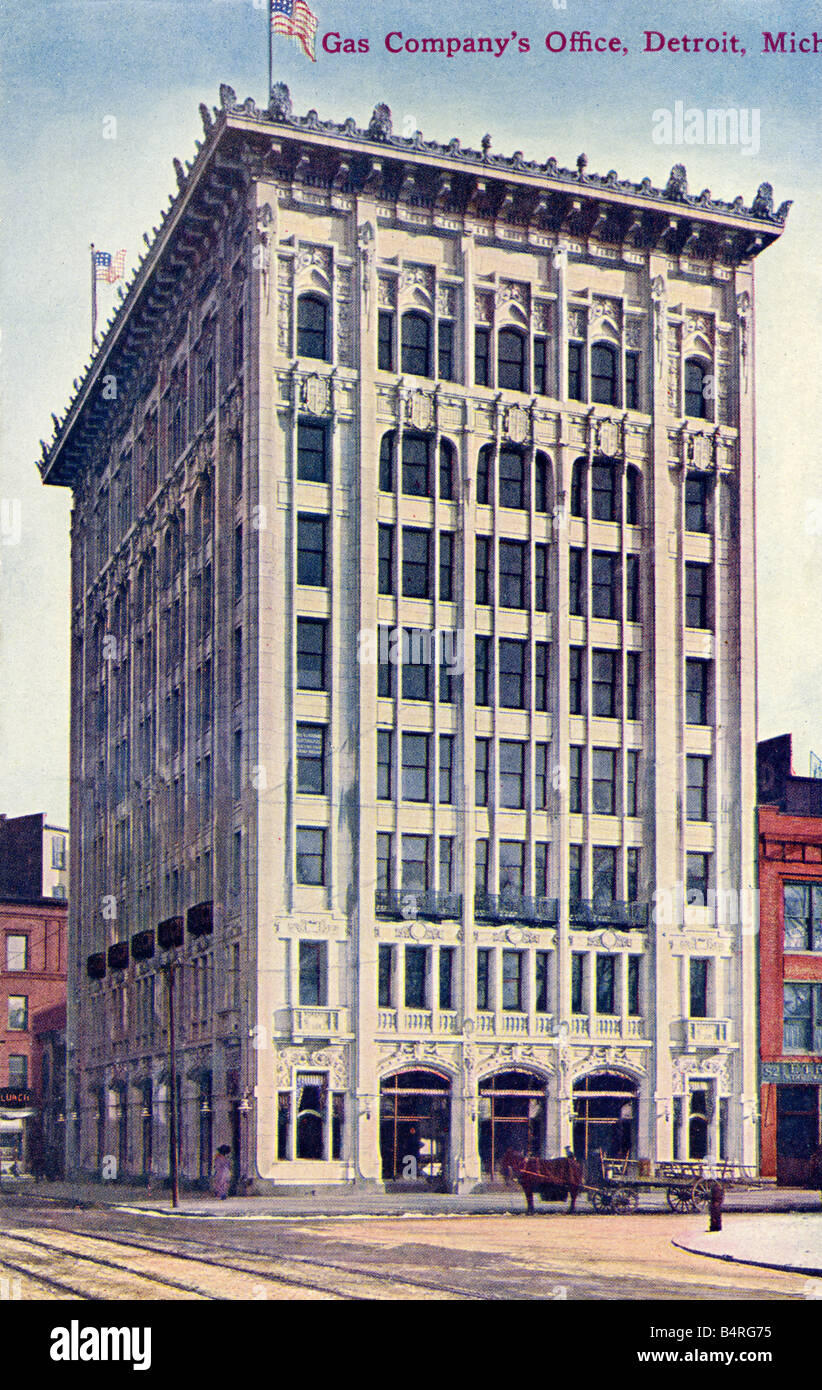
top-left (500, 1149), bottom-right (585, 1214)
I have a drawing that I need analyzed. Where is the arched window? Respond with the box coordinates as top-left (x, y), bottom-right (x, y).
top-left (591, 343), bottom-right (618, 406)
top-left (499, 448), bottom-right (526, 510)
top-left (379, 432), bottom-right (395, 492)
top-left (401, 434), bottom-right (431, 497)
top-left (497, 329), bottom-right (526, 393)
top-left (297, 295), bottom-right (329, 361)
top-left (626, 467), bottom-right (642, 527)
top-left (684, 357), bottom-right (709, 419)
top-left (570, 458), bottom-right (586, 517)
top-left (401, 312), bottom-right (431, 377)
top-left (439, 439), bottom-right (456, 500)
top-left (477, 445), bottom-right (494, 507)
top-left (534, 452), bottom-right (552, 514)
top-left (591, 459), bottom-right (619, 522)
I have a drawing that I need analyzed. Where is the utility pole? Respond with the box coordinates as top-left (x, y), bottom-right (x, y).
top-left (162, 960), bottom-right (179, 1208)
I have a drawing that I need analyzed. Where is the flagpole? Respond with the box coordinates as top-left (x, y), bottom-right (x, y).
top-left (268, 0), bottom-right (272, 100)
top-left (90, 243), bottom-right (97, 350)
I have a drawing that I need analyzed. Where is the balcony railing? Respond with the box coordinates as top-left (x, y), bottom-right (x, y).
top-left (474, 893), bottom-right (559, 926)
top-left (375, 890), bottom-right (462, 921)
top-left (685, 1018), bottom-right (733, 1047)
top-left (377, 1009), bottom-right (460, 1035)
top-left (570, 1015), bottom-right (646, 1041)
top-left (291, 1006), bottom-right (350, 1041)
top-left (569, 899), bottom-right (649, 928)
top-left (476, 1012), bottom-right (555, 1037)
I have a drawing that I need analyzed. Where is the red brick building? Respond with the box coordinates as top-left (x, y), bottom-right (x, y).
top-left (0, 898), bottom-right (68, 1172)
top-left (758, 735), bottom-right (822, 1183)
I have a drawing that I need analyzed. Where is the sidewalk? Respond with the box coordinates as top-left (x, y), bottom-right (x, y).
top-left (3, 1177), bottom-right (821, 1221)
top-left (674, 1213), bottom-right (822, 1279)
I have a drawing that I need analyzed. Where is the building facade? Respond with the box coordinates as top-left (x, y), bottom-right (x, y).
top-left (758, 735), bottom-right (822, 1184)
top-left (0, 897), bottom-right (68, 1173)
top-left (40, 85), bottom-right (787, 1188)
top-left (0, 814), bottom-right (69, 902)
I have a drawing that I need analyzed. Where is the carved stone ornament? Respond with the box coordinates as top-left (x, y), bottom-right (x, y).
top-left (474, 290), bottom-right (494, 325)
top-left (407, 390), bottom-right (435, 432)
top-left (505, 404), bottom-right (529, 445)
top-left (301, 373), bottom-right (331, 417)
top-left (377, 276), bottom-right (396, 308)
top-left (651, 275), bottom-right (666, 378)
top-left (685, 431), bottom-right (712, 471)
top-left (595, 417), bottom-right (620, 457)
top-left (268, 82), bottom-right (293, 122)
top-left (368, 103), bottom-right (393, 141)
top-left (567, 306), bottom-right (586, 339)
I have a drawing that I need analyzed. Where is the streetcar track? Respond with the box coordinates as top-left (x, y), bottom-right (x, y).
top-left (0, 1252), bottom-right (94, 1301)
top-left (13, 1223), bottom-right (473, 1300)
top-left (0, 1231), bottom-right (218, 1302)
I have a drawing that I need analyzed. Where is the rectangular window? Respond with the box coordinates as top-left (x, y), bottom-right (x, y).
top-left (626, 554), bottom-right (641, 624)
top-left (592, 649), bottom-right (618, 719)
top-left (685, 562), bottom-right (711, 629)
top-left (7, 996), bottom-right (28, 1031)
top-left (439, 443), bottom-right (454, 500)
top-left (686, 659), bottom-right (710, 725)
top-left (379, 434), bottom-right (394, 492)
top-left (626, 651), bottom-right (640, 721)
top-left (439, 532), bottom-right (455, 602)
top-left (534, 642), bottom-right (549, 713)
top-left (502, 951), bottom-right (524, 1012)
top-left (401, 628), bottom-right (432, 701)
top-left (439, 635), bottom-right (456, 705)
top-left (569, 647), bottom-right (585, 716)
top-left (233, 626), bottom-right (242, 703)
top-left (499, 740), bottom-right (526, 809)
top-left (783, 883), bottom-right (822, 952)
top-left (535, 543), bottom-right (549, 613)
top-left (438, 321), bottom-right (455, 381)
top-left (377, 625), bottom-right (393, 698)
top-left (378, 944), bottom-right (393, 1007)
top-left (592, 748), bottom-right (616, 815)
top-left (402, 528), bottom-right (431, 599)
top-left (402, 436), bottom-right (430, 498)
top-left (401, 835), bottom-right (429, 891)
top-left (475, 636), bottom-right (492, 707)
top-left (377, 833), bottom-right (393, 892)
top-left (571, 952), bottom-right (585, 1013)
top-left (627, 848), bottom-right (640, 904)
top-left (534, 336), bottom-right (548, 396)
top-left (439, 946), bottom-right (455, 1009)
top-left (439, 836), bottom-right (454, 895)
top-left (477, 948), bottom-right (491, 1010)
top-left (475, 536), bottom-right (492, 605)
top-left (592, 846), bottom-right (617, 903)
top-left (499, 450), bottom-right (526, 510)
top-left (439, 735), bottom-right (454, 805)
top-left (296, 618), bottom-right (327, 690)
top-left (535, 951), bottom-right (550, 1012)
top-left (626, 750), bottom-right (639, 817)
top-left (685, 473), bottom-right (711, 533)
top-left (783, 983), bottom-right (822, 1052)
top-left (535, 842), bottom-right (549, 899)
top-left (297, 514), bottom-right (327, 587)
top-left (405, 946), bottom-right (428, 1009)
top-left (499, 841), bottom-right (525, 896)
top-left (591, 463), bottom-right (619, 522)
top-left (377, 310), bottom-right (394, 372)
top-left (475, 738), bottom-right (490, 807)
top-left (535, 742), bottom-right (549, 811)
top-left (592, 551), bottom-right (619, 619)
top-left (569, 746), bottom-right (584, 814)
top-left (297, 723), bottom-right (326, 795)
top-left (499, 540), bottom-right (527, 608)
top-left (686, 755), bottom-right (710, 822)
top-left (8, 1055), bottom-right (27, 1088)
top-left (568, 341), bottom-right (584, 401)
top-left (628, 955), bottom-right (641, 1014)
top-left (569, 845), bottom-right (583, 901)
top-left (475, 327), bottom-right (491, 387)
top-left (625, 351), bottom-right (640, 411)
top-left (5, 935), bottom-right (27, 972)
top-left (689, 958), bottom-right (710, 1019)
top-left (232, 730), bottom-right (242, 801)
top-left (296, 828), bottom-right (326, 886)
top-left (299, 941), bottom-right (327, 1006)
top-left (402, 733), bottom-right (430, 803)
top-left (233, 522), bottom-right (243, 600)
top-left (297, 423), bottom-right (327, 483)
top-left (686, 852), bottom-right (710, 903)
top-left (377, 730), bottom-right (393, 800)
top-left (499, 639), bottom-right (527, 709)
top-left (475, 838), bottom-right (489, 894)
top-left (534, 454), bottom-right (549, 514)
top-left (596, 955), bottom-right (616, 1014)
top-left (378, 525), bottom-right (394, 595)
top-left (569, 548), bottom-right (585, 616)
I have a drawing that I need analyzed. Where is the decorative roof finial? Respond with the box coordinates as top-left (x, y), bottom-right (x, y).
top-left (481, 133), bottom-right (492, 158)
top-left (576, 153), bottom-right (587, 180)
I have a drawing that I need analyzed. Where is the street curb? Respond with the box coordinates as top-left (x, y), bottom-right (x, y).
top-left (671, 1237), bottom-right (822, 1279)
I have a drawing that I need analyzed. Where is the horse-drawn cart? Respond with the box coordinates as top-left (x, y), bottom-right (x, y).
top-left (585, 1153), bottom-right (772, 1213)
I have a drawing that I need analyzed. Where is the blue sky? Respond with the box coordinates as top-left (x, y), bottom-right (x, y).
top-left (1, 0), bottom-right (820, 822)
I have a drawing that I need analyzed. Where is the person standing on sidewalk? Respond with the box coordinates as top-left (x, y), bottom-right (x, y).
top-left (213, 1145), bottom-right (232, 1200)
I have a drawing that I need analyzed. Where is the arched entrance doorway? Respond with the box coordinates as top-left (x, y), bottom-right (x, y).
top-left (478, 1070), bottom-right (547, 1177)
top-left (380, 1069), bottom-right (451, 1188)
top-left (573, 1072), bottom-right (638, 1161)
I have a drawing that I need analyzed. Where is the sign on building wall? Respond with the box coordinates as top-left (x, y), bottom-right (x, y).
top-left (761, 1061), bottom-right (822, 1084)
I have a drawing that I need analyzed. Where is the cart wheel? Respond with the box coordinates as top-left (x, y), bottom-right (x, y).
top-left (666, 1186), bottom-right (693, 1213)
top-left (590, 1189), bottom-right (613, 1213)
top-left (612, 1188), bottom-right (638, 1214)
top-left (691, 1179), bottom-right (712, 1211)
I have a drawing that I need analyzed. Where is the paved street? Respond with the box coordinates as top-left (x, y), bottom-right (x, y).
top-left (0, 1188), bottom-right (819, 1300)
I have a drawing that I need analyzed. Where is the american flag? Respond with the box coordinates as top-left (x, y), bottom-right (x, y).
top-left (271, 0), bottom-right (318, 62)
top-left (94, 249), bottom-right (126, 284)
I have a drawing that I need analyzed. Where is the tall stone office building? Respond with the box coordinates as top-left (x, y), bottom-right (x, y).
top-left (40, 84), bottom-right (788, 1189)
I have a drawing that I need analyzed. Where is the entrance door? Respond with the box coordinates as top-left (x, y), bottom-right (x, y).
top-left (573, 1072), bottom-right (637, 1163)
top-left (776, 1085), bottom-right (820, 1186)
top-left (380, 1070), bottom-right (451, 1189)
top-left (478, 1070), bottom-right (546, 1177)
